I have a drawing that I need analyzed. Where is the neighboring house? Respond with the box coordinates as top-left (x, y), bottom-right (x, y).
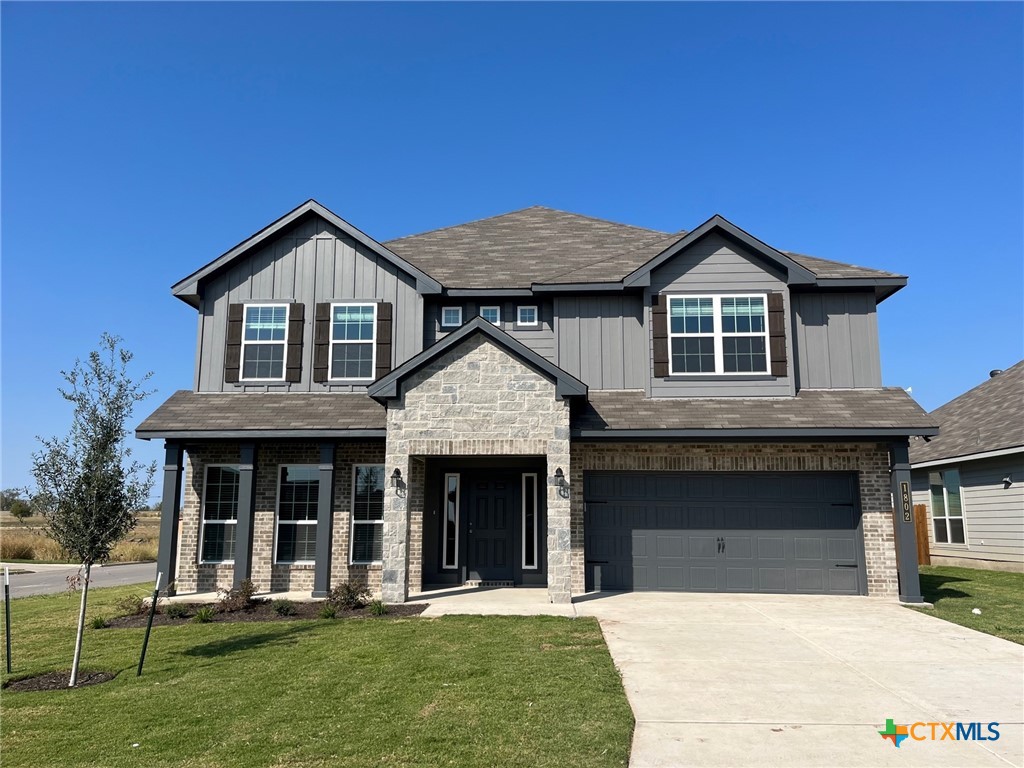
top-left (138, 200), bottom-right (937, 604)
top-left (909, 362), bottom-right (1024, 572)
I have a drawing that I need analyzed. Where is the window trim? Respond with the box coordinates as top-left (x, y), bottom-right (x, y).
top-left (929, 468), bottom-right (968, 546)
top-left (328, 301), bottom-right (377, 382)
top-left (517, 305), bottom-right (539, 327)
top-left (480, 306), bottom-right (502, 326)
top-left (240, 303), bottom-right (289, 382)
top-left (274, 464), bottom-right (320, 565)
top-left (522, 473), bottom-right (539, 570)
top-left (350, 464), bottom-right (385, 565)
top-left (198, 464), bottom-right (240, 565)
top-left (666, 293), bottom-right (770, 376)
top-left (441, 306), bottom-right (463, 328)
top-left (441, 473), bottom-right (460, 570)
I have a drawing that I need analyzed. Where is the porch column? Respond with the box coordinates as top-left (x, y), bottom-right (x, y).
top-left (312, 442), bottom-right (336, 598)
top-left (155, 442), bottom-right (183, 596)
top-left (381, 452), bottom-right (410, 604)
top-left (890, 440), bottom-right (924, 603)
top-left (233, 443), bottom-right (258, 589)
top-left (546, 432), bottom-right (573, 604)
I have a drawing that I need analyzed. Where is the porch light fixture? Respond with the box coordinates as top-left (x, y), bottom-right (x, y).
top-left (1003, 475), bottom-right (1013, 489)
top-left (390, 468), bottom-right (402, 488)
top-left (554, 467), bottom-right (569, 498)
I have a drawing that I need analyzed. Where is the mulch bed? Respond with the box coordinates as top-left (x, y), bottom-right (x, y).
top-left (4, 670), bottom-right (116, 692)
top-left (105, 600), bottom-right (427, 628)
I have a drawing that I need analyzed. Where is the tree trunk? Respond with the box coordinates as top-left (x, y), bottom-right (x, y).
top-left (69, 562), bottom-right (91, 687)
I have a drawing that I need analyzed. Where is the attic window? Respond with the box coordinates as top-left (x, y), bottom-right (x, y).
top-left (441, 307), bottom-right (463, 328)
top-left (241, 305), bottom-right (288, 380)
top-left (517, 306), bottom-right (539, 326)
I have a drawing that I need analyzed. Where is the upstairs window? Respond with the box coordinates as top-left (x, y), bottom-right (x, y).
top-left (517, 305), bottom-right (539, 326)
top-left (930, 469), bottom-right (966, 544)
top-left (330, 303), bottom-right (376, 380)
top-left (480, 306), bottom-right (501, 325)
top-left (441, 307), bottom-right (463, 328)
top-left (668, 295), bottom-right (768, 375)
top-left (242, 305), bottom-right (288, 380)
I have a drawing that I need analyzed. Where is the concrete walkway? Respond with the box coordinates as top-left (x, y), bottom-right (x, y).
top-left (415, 588), bottom-right (1024, 767)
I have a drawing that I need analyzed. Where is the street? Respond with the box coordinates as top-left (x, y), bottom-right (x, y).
top-left (2, 562), bottom-right (156, 598)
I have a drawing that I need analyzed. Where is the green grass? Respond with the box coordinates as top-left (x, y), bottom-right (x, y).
top-left (1, 585), bottom-right (633, 767)
top-left (915, 565), bottom-right (1024, 645)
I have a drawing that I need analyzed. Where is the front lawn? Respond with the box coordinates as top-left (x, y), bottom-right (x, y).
top-left (915, 565), bottom-right (1024, 645)
top-left (1, 585), bottom-right (633, 767)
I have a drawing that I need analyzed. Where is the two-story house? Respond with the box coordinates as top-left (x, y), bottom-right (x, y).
top-left (138, 200), bottom-right (937, 605)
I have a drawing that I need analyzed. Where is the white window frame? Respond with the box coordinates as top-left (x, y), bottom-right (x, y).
top-left (442, 473), bottom-right (460, 570)
top-left (274, 465), bottom-right (320, 565)
top-left (522, 473), bottom-right (539, 570)
top-left (441, 306), bottom-right (463, 328)
top-left (240, 303), bottom-right (289, 382)
top-left (350, 464), bottom-right (385, 565)
top-left (517, 305), bottom-right (539, 327)
top-left (198, 464), bottom-right (240, 565)
top-left (328, 302), bottom-right (377, 382)
top-left (480, 306), bottom-right (502, 326)
top-left (667, 293), bottom-right (770, 376)
top-left (929, 468), bottom-right (968, 546)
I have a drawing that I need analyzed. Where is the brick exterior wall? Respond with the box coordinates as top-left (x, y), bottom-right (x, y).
top-left (571, 442), bottom-right (898, 597)
top-left (177, 441), bottom-right (384, 595)
top-left (382, 336), bottom-right (572, 603)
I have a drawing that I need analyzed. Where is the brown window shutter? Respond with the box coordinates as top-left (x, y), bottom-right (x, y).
top-left (313, 303), bottom-right (331, 383)
top-left (767, 292), bottom-right (787, 377)
top-left (285, 303), bottom-right (304, 383)
top-left (225, 303), bottom-right (243, 383)
top-left (652, 294), bottom-right (669, 378)
top-left (375, 302), bottom-right (393, 379)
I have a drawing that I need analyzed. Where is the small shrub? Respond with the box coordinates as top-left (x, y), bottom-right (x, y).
top-left (114, 593), bottom-right (146, 617)
top-left (9, 499), bottom-right (33, 520)
top-left (369, 599), bottom-right (388, 616)
top-left (90, 615), bottom-right (108, 629)
top-left (272, 599), bottom-right (297, 616)
top-left (327, 582), bottom-right (370, 611)
top-left (318, 604), bottom-right (337, 620)
top-left (218, 579), bottom-right (259, 612)
top-left (192, 607), bottom-right (216, 624)
top-left (165, 603), bottom-right (189, 619)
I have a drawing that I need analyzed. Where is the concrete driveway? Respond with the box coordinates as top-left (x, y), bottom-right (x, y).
top-left (576, 593), bottom-right (1023, 767)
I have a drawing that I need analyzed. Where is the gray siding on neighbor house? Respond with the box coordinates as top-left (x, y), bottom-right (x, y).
top-left (554, 295), bottom-right (646, 389)
top-left (792, 292), bottom-right (881, 389)
top-left (911, 454), bottom-right (1024, 565)
top-left (424, 300), bottom-right (556, 362)
top-left (646, 232), bottom-right (794, 397)
top-left (196, 215), bottom-right (423, 392)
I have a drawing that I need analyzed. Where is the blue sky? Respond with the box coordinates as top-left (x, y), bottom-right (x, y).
top-left (2, 2), bottom-right (1022, 494)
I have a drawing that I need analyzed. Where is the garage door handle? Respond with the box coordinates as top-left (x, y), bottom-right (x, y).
top-left (835, 563), bottom-right (858, 568)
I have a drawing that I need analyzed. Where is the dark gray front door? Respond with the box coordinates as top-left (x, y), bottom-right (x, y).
top-left (584, 472), bottom-right (865, 595)
top-left (467, 474), bottom-right (516, 581)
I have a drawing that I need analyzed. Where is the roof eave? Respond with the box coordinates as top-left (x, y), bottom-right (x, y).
top-left (136, 428), bottom-right (387, 441)
top-left (573, 426), bottom-right (940, 440)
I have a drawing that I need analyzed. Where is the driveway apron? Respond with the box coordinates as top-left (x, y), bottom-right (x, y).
top-left (576, 593), bottom-right (1023, 768)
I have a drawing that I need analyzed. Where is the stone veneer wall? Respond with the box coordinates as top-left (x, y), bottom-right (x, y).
top-left (570, 442), bottom-right (898, 597)
top-left (382, 336), bottom-right (572, 603)
top-left (178, 441), bottom-right (385, 595)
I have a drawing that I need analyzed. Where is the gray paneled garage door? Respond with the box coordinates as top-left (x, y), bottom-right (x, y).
top-left (584, 472), bottom-right (866, 595)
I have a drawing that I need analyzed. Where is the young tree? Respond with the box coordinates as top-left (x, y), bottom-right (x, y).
top-left (32, 334), bottom-right (156, 686)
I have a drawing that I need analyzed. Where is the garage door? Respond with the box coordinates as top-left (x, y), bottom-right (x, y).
top-left (584, 472), bottom-right (866, 595)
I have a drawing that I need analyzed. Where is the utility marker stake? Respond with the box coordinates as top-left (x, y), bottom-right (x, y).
top-left (136, 571), bottom-right (162, 677)
top-left (4, 567), bottom-right (11, 674)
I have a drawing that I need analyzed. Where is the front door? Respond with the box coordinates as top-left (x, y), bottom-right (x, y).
top-left (467, 474), bottom-right (517, 581)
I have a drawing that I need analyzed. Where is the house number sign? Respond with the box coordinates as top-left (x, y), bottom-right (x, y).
top-left (900, 481), bottom-right (912, 523)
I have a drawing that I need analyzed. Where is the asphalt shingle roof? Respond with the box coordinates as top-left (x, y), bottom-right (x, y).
top-left (384, 206), bottom-right (901, 289)
top-left (908, 361), bottom-right (1024, 464)
top-left (137, 391), bottom-right (386, 437)
top-left (573, 388), bottom-right (935, 433)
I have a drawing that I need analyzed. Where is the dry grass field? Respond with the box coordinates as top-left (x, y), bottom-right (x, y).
top-left (0, 511), bottom-right (160, 563)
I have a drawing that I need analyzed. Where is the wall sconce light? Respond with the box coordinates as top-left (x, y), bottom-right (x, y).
top-left (554, 467), bottom-right (569, 498)
top-left (1003, 475), bottom-right (1013, 489)
top-left (390, 468), bottom-right (402, 488)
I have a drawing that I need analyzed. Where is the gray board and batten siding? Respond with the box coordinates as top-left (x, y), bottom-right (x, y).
top-left (196, 216), bottom-right (423, 393)
top-left (555, 295), bottom-right (647, 390)
top-left (424, 300), bottom-right (556, 363)
top-left (791, 292), bottom-right (882, 389)
top-left (646, 232), bottom-right (795, 397)
top-left (911, 455), bottom-right (1024, 567)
